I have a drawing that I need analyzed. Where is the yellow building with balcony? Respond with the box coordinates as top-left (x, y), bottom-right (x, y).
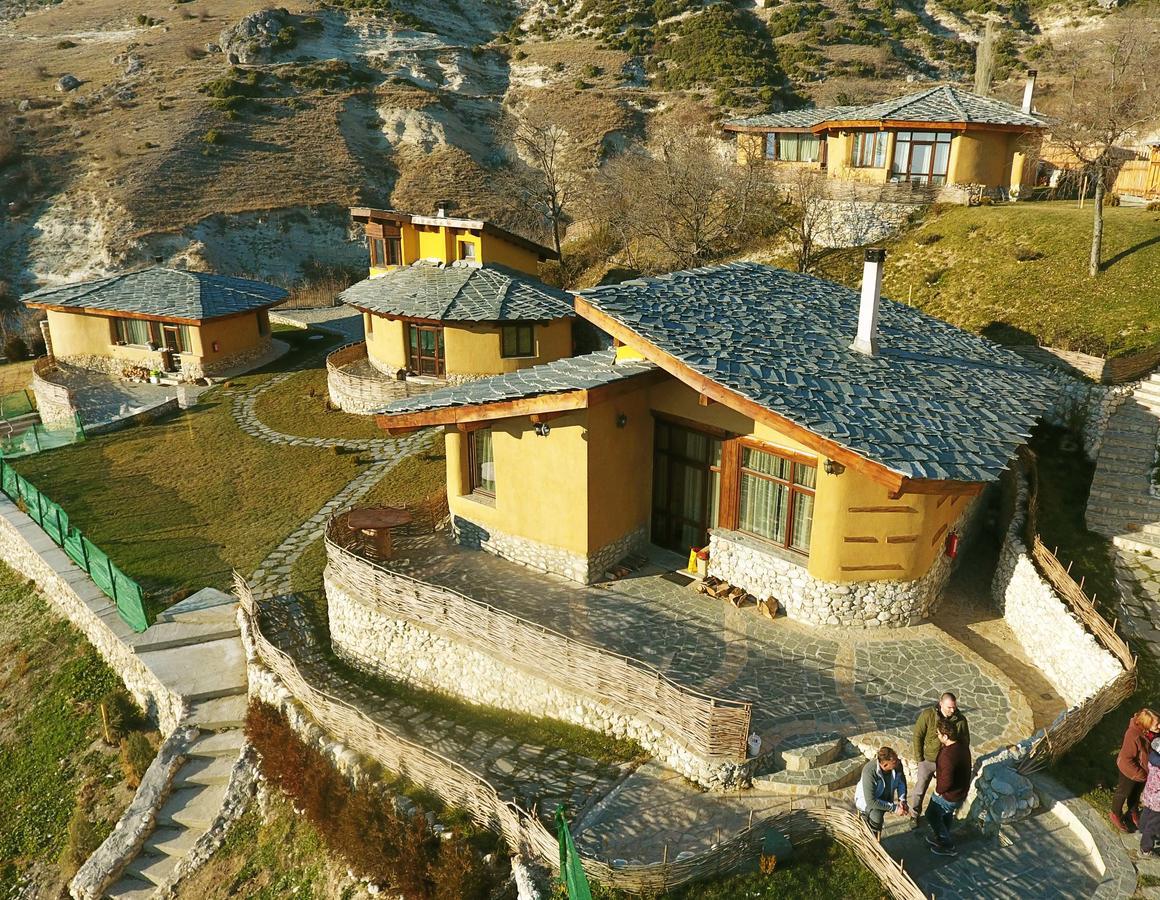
top-left (327, 209), bottom-right (575, 414)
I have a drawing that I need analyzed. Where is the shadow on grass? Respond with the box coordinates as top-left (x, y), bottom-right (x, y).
top-left (1102, 232), bottom-right (1160, 272)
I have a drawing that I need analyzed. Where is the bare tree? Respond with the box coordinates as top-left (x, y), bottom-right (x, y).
top-left (1045, 15), bottom-right (1160, 276)
top-left (974, 20), bottom-right (996, 97)
top-left (586, 127), bottom-right (780, 273)
top-left (499, 108), bottom-right (587, 261)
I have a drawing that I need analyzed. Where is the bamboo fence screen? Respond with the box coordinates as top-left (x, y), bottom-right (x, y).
top-left (236, 573), bottom-right (929, 898)
top-left (323, 523), bottom-right (753, 762)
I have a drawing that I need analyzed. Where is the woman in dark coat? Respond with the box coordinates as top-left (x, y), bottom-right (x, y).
top-left (1112, 708), bottom-right (1160, 832)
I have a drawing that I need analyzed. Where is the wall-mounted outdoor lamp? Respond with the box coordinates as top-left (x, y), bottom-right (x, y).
top-left (824, 459), bottom-right (845, 476)
top-left (616, 413), bottom-right (628, 429)
top-left (534, 422), bottom-right (551, 437)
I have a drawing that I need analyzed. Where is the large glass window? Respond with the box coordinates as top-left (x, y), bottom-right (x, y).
top-left (369, 236), bottom-right (402, 267)
top-left (468, 429), bottom-right (495, 496)
top-left (407, 324), bottom-right (445, 376)
top-left (764, 132), bottom-right (821, 163)
top-left (501, 324), bottom-right (535, 358)
top-left (890, 131), bottom-right (953, 185)
top-left (113, 318), bottom-right (160, 346)
top-left (737, 446), bottom-right (816, 553)
top-left (851, 132), bottom-right (888, 168)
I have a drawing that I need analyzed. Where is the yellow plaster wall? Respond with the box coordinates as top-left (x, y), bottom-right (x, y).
top-left (415, 227), bottom-right (452, 261)
top-left (364, 314), bottom-right (407, 372)
top-left (586, 386), bottom-right (654, 550)
top-left (46, 310), bottom-right (118, 357)
top-left (193, 313), bottom-right (263, 361)
top-left (442, 319), bottom-right (574, 376)
top-left (446, 412), bottom-right (592, 556)
top-left (826, 131), bottom-right (893, 183)
top-left (949, 131), bottom-right (1015, 188)
top-left (480, 234), bottom-right (542, 274)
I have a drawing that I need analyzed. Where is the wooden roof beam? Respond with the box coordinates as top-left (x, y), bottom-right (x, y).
top-left (889, 479), bottom-right (984, 499)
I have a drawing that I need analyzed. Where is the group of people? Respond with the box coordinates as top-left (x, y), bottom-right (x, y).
top-left (854, 692), bottom-right (972, 857)
top-left (1111, 708), bottom-right (1160, 857)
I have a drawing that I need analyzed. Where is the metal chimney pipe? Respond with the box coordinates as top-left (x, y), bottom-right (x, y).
top-left (1022, 70), bottom-right (1037, 115)
top-left (850, 248), bottom-right (886, 356)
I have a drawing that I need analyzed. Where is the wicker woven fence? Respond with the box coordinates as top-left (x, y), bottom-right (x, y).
top-left (1015, 448), bottom-right (1138, 765)
top-left (236, 573), bottom-right (928, 898)
top-left (324, 524), bottom-right (752, 763)
top-left (325, 342), bottom-right (446, 414)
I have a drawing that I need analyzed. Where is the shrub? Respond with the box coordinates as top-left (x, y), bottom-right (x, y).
top-left (581, 64), bottom-right (601, 78)
top-left (574, 78), bottom-right (590, 89)
top-left (923, 267), bottom-right (947, 285)
top-left (4, 336), bottom-right (29, 362)
top-left (184, 45), bottom-right (207, 60)
top-left (56, 39), bottom-right (77, 49)
top-left (119, 732), bottom-right (154, 788)
top-left (0, 133), bottom-right (21, 169)
top-left (202, 128), bottom-right (223, 145)
top-left (551, 61), bottom-right (565, 72)
top-left (98, 688), bottom-right (140, 743)
top-left (916, 232), bottom-right (942, 246)
top-left (1108, 193), bottom-right (1121, 207)
top-left (136, 14), bottom-right (157, 25)
top-left (60, 800), bottom-right (102, 875)
top-left (1013, 247), bottom-right (1045, 262)
top-left (1146, 201), bottom-right (1160, 212)
top-left (198, 68), bottom-right (264, 100)
top-left (512, 49), bottom-right (528, 60)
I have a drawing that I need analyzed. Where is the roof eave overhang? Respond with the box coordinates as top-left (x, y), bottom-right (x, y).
top-left (725, 124), bottom-right (818, 134)
top-left (27, 301), bottom-right (282, 325)
top-left (814, 119), bottom-right (1044, 134)
top-left (342, 303), bottom-right (575, 325)
top-left (573, 295), bottom-right (983, 497)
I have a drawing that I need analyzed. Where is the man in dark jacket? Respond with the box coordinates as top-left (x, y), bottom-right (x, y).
top-left (912, 692), bottom-right (970, 826)
top-left (925, 719), bottom-right (972, 855)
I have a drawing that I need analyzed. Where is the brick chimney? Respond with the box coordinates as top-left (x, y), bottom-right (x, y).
top-left (1022, 70), bottom-right (1037, 115)
top-left (850, 248), bottom-right (886, 356)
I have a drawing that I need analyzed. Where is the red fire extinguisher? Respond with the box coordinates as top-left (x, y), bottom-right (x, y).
top-left (945, 532), bottom-right (959, 559)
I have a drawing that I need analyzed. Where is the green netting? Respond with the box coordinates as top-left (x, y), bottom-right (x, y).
top-left (0, 416), bottom-right (84, 458)
top-left (0, 460), bottom-right (147, 632)
top-left (556, 806), bottom-right (593, 900)
top-left (0, 390), bottom-right (35, 420)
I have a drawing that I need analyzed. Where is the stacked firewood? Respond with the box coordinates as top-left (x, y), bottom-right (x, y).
top-left (695, 576), bottom-right (781, 619)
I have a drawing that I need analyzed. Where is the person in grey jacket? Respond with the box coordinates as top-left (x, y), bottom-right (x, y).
top-left (855, 746), bottom-right (909, 839)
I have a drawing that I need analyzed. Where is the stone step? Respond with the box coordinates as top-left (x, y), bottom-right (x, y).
top-left (188, 694), bottom-right (248, 731)
top-left (188, 727), bottom-right (245, 759)
top-left (173, 753), bottom-right (235, 788)
top-left (104, 873), bottom-right (157, 900)
top-left (156, 782), bottom-right (227, 830)
top-left (779, 735), bottom-right (844, 773)
top-left (135, 637), bottom-right (246, 702)
top-left (148, 823), bottom-right (201, 858)
top-left (129, 620), bottom-right (240, 654)
top-left (155, 587), bottom-right (238, 626)
top-left (125, 848), bottom-right (180, 886)
top-left (751, 751), bottom-right (865, 797)
top-left (1114, 533), bottom-right (1160, 555)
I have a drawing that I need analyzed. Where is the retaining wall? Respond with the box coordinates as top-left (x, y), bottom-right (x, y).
top-left (31, 359), bottom-right (76, 425)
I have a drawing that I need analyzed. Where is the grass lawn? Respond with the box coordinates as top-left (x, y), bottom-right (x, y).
top-left (1028, 424), bottom-right (1148, 813)
top-left (0, 561), bottom-right (134, 894)
top-left (812, 202), bottom-right (1160, 357)
top-left (251, 365), bottom-right (386, 442)
top-left (12, 330), bottom-right (384, 607)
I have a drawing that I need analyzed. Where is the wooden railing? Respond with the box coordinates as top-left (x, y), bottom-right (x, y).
top-left (237, 573), bottom-right (928, 898)
top-left (323, 519), bottom-right (753, 763)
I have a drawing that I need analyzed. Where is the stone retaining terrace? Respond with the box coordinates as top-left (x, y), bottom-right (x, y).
top-left (327, 530), bottom-right (1038, 769)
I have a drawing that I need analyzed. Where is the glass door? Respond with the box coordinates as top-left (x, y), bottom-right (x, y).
top-left (651, 420), bottom-right (720, 554)
top-left (407, 325), bottom-right (445, 377)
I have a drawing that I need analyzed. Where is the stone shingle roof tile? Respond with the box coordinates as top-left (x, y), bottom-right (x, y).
top-left (21, 267), bottom-right (287, 319)
top-left (339, 263), bottom-right (573, 322)
top-left (385, 350), bottom-right (656, 415)
top-left (578, 262), bottom-right (1051, 483)
top-left (725, 106), bottom-right (860, 129)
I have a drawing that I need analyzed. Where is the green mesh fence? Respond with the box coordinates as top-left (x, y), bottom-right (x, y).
top-left (0, 460), bottom-right (148, 632)
top-left (0, 414), bottom-right (85, 458)
top-left (0, 390), bottom-right (35, 420)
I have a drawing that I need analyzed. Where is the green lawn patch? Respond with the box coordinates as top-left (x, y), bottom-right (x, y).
top-left (1028, 424), bottom-right (1150, 813)
top-left (12, 330), bottom-right (379, 606)
top-left (251, 365), bottom-right (385, 441)
top-left (0, 562), bottom-right (129, 892)
top-left (814, 202), bottom-right (1160, 357)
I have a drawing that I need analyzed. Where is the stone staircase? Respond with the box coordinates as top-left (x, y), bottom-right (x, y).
top-left (1086, 374), bottom-right (1160, 555)
top-left (104, 591), bottom-right (248, 900)
top-left (750, 735), bottom-right (866, 797)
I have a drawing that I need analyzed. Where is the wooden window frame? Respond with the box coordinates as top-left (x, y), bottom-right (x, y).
top-left (370, 238), bottom-right (387, 267)
top-left (716, 437), bottom-right (816, 556)
top-left (407, 323), bottom-right (445, 377)
top-left (851, 132), bottom-right (888, 168)
top-left (458, 240), bottom-right (477, 262)
top-left (385, 236), bottom-right (402, 266)
top-left (500, 324), bottom-right (535, 359)
top-left (891, 131), bottom-right (953, 185)
top-left (466, 428), bottom-right (495, 498)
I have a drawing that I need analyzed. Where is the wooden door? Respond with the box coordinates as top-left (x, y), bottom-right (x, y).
top-left (408, 325), bottom-right (445, 377)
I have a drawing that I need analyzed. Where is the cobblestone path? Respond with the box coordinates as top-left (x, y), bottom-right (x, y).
top-left (257, 592), bottom-right (633, 823)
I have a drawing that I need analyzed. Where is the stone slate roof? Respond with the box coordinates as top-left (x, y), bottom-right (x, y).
top-left (339, 263), bottom-right (574, 322)
top-left (835, 85), bottom-right (1046, 127)
top-left (384, 350), bottom-right (657, 415)
top-left (579, 262), bottom-right (1050, 483)
top-left (725, 107), bottom-right (859, 129)
top-left (21, 267), bottom-right (287, 320)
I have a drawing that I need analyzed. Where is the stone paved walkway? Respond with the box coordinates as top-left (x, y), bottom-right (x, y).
top-left (270, 307), bottom-right (365, 342)
top-left (384, 532), bottom-right (1032, 756)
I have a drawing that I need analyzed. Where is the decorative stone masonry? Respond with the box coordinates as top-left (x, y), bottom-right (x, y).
top-left (1044, 376), bottom-right (1140, 460)
top-left (31, 359), bottom-right (77, 425)
top-left (991, 475), bottom-right (1123, 706)
top-left (453, 516), bottom-right (648, 584)
top-left (708, 510), bottom-right (973, 628)
top-left (326, 342), bottom-right (444, 415)
top-left (198, 337), bottom-right (275, 379)
top-left (325, 575), bottom-right (747, 789)
top-left (69, 726), bottom-right (198, 900)
top-left (0, 494), bottom-right (184, 731)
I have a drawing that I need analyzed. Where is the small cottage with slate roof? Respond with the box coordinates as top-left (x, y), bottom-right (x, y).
top-left (22, 267), bottom-right (286, 381)
top-left (724, 79), bottom-right (1048, 200)
top-left (376, 256), bottom-right (1051, 629)
top-left (333, 208), bottom-right (575, 402)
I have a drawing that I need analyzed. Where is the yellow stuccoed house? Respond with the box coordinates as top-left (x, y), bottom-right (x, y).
top-left (377, 252), bottom-right (1051, 629)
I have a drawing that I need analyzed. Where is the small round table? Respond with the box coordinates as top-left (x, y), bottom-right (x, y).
top-left (345, 507), bottom-right (413, 558)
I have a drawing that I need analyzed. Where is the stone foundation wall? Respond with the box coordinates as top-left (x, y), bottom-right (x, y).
top-left (31, 364), bottom-right (76, 425)
top-left (991, 476), bottom-right (1123, 706)
top-left (0, 495), bottom-right (184, 731)
top-left (453, 516), bottom-right (647, 584)
top-left (1043, 377), bottom-right (1138, 460)
top-left (200, 338), bottom-right (274, 379)
top-left (708, 508), bottom-right (973, 628)
top-left (326, 574), bottom-right (747, 789)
